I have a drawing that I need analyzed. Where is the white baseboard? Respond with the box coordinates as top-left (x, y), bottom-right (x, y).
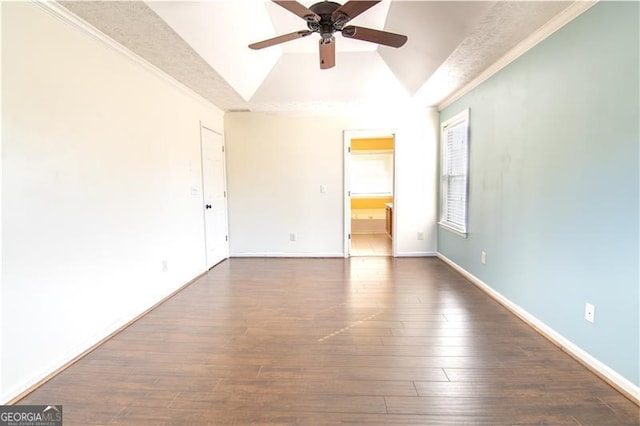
top-left (395, 251), bottom-right (438, 258)
top-left (230, 252), bottom-right (438, 258)
top-left (230, 252), bottom-right (344, 258)
top-left (2, 271), bottom-right (207, 404)
top-left (437, 253), bottom-right (640, 404)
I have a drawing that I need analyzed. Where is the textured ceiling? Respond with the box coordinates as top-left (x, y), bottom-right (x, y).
top-left (60, 1), bottom-right (574, 112)
top-left (60, 1), bottom-right (250, 111)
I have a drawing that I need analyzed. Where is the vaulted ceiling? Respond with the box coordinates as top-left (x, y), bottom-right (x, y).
top-left (60, 1), bottom-right (574, 112)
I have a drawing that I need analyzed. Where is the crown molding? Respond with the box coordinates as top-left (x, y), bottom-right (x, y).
top-left (438, 1), bottom-right (598, 111)
top-left (32, 1), bottom-right (223, 115)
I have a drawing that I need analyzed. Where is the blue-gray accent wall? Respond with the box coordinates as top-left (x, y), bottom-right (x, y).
top-left (439, 2), bottom-right (639, 387)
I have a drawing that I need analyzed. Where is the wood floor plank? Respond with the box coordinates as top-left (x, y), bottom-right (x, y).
top-left (16, 257), bottom-right (639, 425)
top-left (212, 378), bottom-right (417, 397)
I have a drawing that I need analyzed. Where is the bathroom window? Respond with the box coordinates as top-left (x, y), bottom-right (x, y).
top-left (350, 151), bottom-right (393, 196)
top-left (439, 109), bottom-right (469, 237)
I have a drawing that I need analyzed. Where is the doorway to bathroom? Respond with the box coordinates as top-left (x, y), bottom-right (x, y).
top-left (343, 130), bottom-right (396, 257)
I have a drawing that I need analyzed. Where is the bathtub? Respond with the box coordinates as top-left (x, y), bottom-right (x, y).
top-left (351, 209), bottom-right (386, 234)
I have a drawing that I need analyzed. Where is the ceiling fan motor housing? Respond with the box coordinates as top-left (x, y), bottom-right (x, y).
top-left (307, 1), bottom-right (345, 37)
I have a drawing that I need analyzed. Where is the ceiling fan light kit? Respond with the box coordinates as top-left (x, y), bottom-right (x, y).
top-left (249, 0), bottom-right (408, 69)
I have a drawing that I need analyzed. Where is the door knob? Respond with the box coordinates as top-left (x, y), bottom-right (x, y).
top-left (205, 204), bottom-right (212, 209)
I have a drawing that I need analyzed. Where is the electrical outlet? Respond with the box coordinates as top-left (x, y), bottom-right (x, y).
top-left (162, 260), bottom-right (168, 273)
top-left (417, 232), bottom-right (424, 240)
top-left (585, 303), bottom-right (595, 323)
top-left (289, 233), bottom-right (296, 242)
top-left (481, 251), bottom-right (487, 265)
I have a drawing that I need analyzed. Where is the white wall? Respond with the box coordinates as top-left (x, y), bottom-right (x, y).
top-left (0, 1), bottom-right (4, 396)
top-left (1, 3), bottom-right (223, 401)
top-left (224, 108), bottom-right (438, 257)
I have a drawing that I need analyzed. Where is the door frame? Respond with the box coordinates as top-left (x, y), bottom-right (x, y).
top-left (200, 122), bottom-right (229, 269)
top-left (343, 129), bottom-right (398, 258)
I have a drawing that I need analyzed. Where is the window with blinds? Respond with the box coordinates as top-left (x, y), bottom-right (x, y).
top-left (440, 109), bottom-right (469, 236)
top-left (351, 151), bottom-right (393, 196)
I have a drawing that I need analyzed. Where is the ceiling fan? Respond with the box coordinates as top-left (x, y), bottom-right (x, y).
top-left (249, 0), bottom-right (408, 69)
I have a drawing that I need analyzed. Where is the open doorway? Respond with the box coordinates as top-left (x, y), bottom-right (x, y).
top-left (344, 130), bottom-right (396, 257)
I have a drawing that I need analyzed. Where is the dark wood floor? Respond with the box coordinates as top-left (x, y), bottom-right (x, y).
top-left (19, 257), bottom-right (639, 425)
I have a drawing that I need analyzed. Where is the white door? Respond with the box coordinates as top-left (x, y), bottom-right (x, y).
top-left (201, 126), bottom-right (229, 269)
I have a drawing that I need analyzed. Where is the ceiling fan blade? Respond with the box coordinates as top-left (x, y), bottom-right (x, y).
top-left (249, 30), bottom-right (313, 50)
top-left (319, 37), bottom-right (336, 69)
top-left (273, 0), bottom-right (320, 22)
top-left (342, 25), bottom-right (407, 48)
top-left (332, 1), bottom-right (381, 24)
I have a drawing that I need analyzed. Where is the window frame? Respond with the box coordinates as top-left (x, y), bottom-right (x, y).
top-left (350, 150), bottom-right (394, 197)
top-left (439, 109), bottom-right (470, 238)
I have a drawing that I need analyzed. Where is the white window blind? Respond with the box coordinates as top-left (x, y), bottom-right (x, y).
top-left (440, 109), bottom-right (469, 236)
top-left (350, 152), bottom-right (393, 195)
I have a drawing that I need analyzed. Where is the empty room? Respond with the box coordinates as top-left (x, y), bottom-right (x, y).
top-left (1, 0), bottom-right (638, 424)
